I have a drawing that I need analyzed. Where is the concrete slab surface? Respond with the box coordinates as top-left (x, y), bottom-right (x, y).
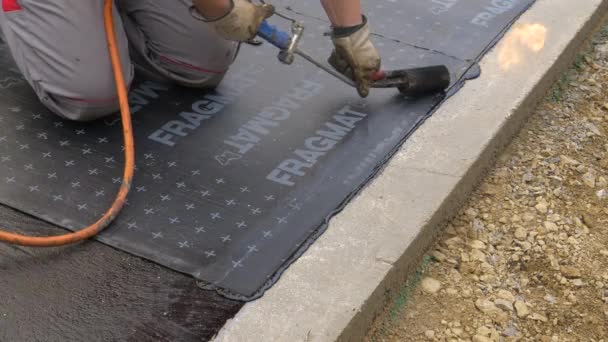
top-left (214, 0), bottom-right (608, 341)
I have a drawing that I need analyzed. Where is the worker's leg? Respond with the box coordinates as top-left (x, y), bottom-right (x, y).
top-left (0, 0), bottom-right (133, 121)
top-left (117, 0), bottom-right (238, 88)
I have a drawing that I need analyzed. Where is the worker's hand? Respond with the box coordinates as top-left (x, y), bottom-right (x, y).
top-left (328, 16), bottom-right (380, 98)
top-left (193, 0), bottom-right (274, 42)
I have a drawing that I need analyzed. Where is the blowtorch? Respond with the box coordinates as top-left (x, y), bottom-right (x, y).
top-left (255, 16), bottom-right (451, 97)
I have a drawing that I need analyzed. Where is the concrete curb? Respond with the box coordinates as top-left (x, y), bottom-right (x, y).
top-left (213, 1), bottom-right (608, 341)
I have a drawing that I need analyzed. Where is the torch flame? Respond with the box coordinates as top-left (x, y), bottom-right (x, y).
top-left (498, 23), bottom-right (547, 71)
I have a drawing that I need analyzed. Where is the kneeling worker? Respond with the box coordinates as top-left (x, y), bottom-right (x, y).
top-left (0, 0), bottom-right (380, 121)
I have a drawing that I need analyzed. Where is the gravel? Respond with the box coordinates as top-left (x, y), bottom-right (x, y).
top-left (420, 277), bottom-right (442, 294)
top-left (514, 301), bottom-right (530, 318)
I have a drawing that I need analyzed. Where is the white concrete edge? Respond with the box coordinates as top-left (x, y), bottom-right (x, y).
top-left (213, 1), bottom-right (608, 341)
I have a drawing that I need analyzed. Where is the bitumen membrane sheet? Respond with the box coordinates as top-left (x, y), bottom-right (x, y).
top-left (0, 0), bottom-right (533, 300)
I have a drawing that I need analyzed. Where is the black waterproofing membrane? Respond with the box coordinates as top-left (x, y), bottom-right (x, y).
top-left (0, 0), bottom-right (534, 299)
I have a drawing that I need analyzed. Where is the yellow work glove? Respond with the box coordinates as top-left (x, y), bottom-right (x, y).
top-left (192, 0), bottom-right (274, 42)
top-left (328, 16), bottom-right (381, 98)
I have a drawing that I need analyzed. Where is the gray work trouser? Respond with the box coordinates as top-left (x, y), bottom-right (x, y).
top-left (0, 0), bottom-right (239, 121)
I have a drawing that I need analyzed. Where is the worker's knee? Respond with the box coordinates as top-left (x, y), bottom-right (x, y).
top-left (118, 1), bottom-right (238, 88)
top-left (0, 0), bottom-right (133, 120)
top-left (37, 61), bottom-right (135, 121)
top-left (48, 94), bottom-right (121, 122)
top-left (43, 76), bottom-right (133, 122)
top-left (160, 61), bottom-right (229, 88)
top-left (144, 39), bottom-right (236, 88)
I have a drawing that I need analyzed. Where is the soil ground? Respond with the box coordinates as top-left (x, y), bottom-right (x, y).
top-left (366, 20), bottom-right (608, 342)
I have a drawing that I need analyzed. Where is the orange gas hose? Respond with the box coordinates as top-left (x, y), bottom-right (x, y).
top-left (0, 0), bottom-right (134, 246)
